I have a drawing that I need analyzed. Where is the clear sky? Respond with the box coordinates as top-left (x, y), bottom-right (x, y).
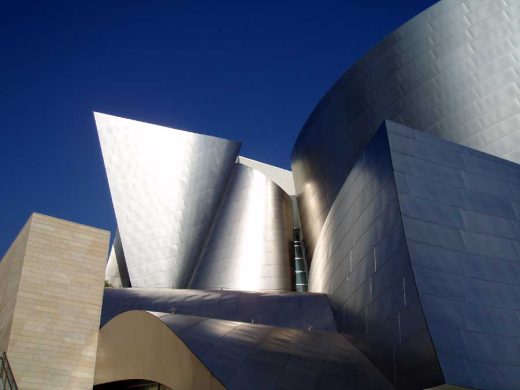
top-left (0, 0), bottom-right (438, 255)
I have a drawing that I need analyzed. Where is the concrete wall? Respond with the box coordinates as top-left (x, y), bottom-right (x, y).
top-left (0, 213), bottom-right (110, 390)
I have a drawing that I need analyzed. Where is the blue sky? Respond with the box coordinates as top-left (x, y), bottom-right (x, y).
top-left (0, 0), bottom-right (437, 255)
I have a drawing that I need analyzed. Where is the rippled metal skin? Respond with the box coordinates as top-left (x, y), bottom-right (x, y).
top-left (100, 287), bottom-right (337, 331)
top-left (189, 163), bottom-right (294, 291)
top-left (292, 0), bottom-right (520, 258)
top-left (95, 113), bottom-right (240, 288)
top-left (98, 310), bottom-right (394, 390)
top-left (310, 120), bottom-right (520, 389)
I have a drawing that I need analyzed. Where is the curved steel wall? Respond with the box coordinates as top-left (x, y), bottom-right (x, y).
top-left (100, 288), bottom-right (337, 331)
top-left (308, 123), bottom-right (443, 388)
top-left (291, 0), bottom-right (520, 257)
top-left (189, 163), bottom-right (294, 291)
top-left (308, 119), bottom-right (520, 389)
top-left (96, 310), bottom-right (394, 390)
top-left (95, 113), bottom-right (240, 288)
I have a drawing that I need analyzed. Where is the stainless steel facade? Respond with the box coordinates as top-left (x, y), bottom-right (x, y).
top-left (98, 310), bottom-right (394, 390)
top-left (309, 122), bottom-right (442, 389)
top-left (100, 288), bottom-right (337, 331)
top-left (292, 0), bottom-right (520, 258)
top-left (105, 230), bottom-right (130, 288)
top-left (92, 1), bottom-right (520, 389)
top-left (308, 120), bottom-right (520, 389)
top-left (189, 163), bottom-right (294, 291)
top-left (390, 121), bottom-right (520, 390)
top-left (96, 113), bottom-right (295, 291)
top-left (105, 243), bottom-right (122, 288)
top-left (96, 112), bottom-right (240, 288)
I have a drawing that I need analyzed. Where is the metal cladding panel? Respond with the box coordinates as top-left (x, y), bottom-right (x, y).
top-left (387, 120), bottom-right (520, 390)
top-left (237, 156), bottom-right (296, 196)
top-left (291, 0), bottom-right (520, 259)
top-left (105, 246), bottom-right (122, 288)
top-left (189, 163), bottom-right (294, 291)
top-left (100, 288), bottom-right (338, 332)
top-left (95, 113), bottom-right (240, 288)
top-left (308, 123), bottom-right (442, 389)
top-left (105, 229), bottom-right (131, 288)
top-left (147, 312), bottom-right (395, 390)
top-left (309, 120), bottom-right (520, 389)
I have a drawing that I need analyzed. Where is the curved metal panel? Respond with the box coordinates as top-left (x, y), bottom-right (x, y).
top-left (237, 156), bottom-right (295, 195)
top-left (189, 163), bottom-right (293, 291)
top-left (309, 120), bottom-right (520, 389)
top-left (100, 288), bottom-right (338, 331)
top-left (308, 122), bottom-right (443, 388)
top-left (388, 121), bottom-right (520, 390)
top-left (94, 311), bottom-right (225, 390)
top-left (291, 0), bottom-right (520, 258)
top-left (97, 310), bottom-right (394, 390)
top-left (95, 113), bottom-right (240, 288)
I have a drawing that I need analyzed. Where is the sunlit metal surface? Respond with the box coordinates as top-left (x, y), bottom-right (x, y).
top-left (95, 113), bottom-right (240, 288)
top-left (105, 246), bottom-right (122, 288)
top-left (189, 163), bottom-right (294, 291)
top-left (309, 122), bottom-right (442, 388)
top-left (292, 0), bottom-right (520, 259)
top-left (100, 288), bottom-right (337, 331)
top-left (309, 120), bottom-right (520, 389)
top-left (105, 230), bottom-right (130, 288)
top-left (99, 310), bottom-right (394, 390)
top-left (237, 156), bottom-right (295, 195)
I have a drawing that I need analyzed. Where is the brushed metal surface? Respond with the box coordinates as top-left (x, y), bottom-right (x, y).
top-left (237, 156), bottom-right (296, 196)
top-left (189, 163), bottom-right (294, 291)
top-left (309, 122), bottom-right (442, 389)
top-left (292, 0), bottom-right (520, 259)
top-left (138, 311), bottom-right (395, 390)
top-left (309, 120), bottom-right (520, 389)
top-left (100, 287), bottom-right (337, 331)
top-left (390, 121), bottom-right (520, 390)
top-left (105, 230), bottom-right (130, 288)
top-left (105, 245), bottom-right (121, 288)
top-left (95, 112), bottom-right (240, 288)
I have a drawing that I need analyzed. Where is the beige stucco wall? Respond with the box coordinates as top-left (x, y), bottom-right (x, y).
top-left (95, 310), bottom-right (225, 390)
top-left (0, 213), bottom-right (110, 389)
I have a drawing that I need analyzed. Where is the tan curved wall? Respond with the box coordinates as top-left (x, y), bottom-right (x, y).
top-left (94, 311), bottom-right (225, 390)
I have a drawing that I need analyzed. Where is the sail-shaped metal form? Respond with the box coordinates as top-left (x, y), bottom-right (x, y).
top-left (96, 113), bottom-right (296, 291)
top-left (95, 113), bottom-right (240, 288)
